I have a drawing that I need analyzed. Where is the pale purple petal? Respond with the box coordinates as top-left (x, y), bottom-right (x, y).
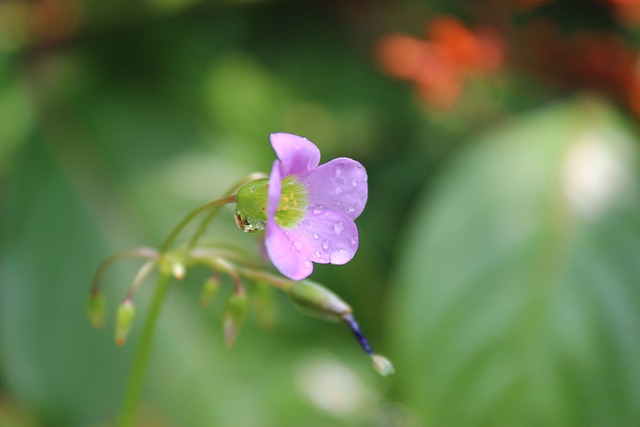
top-left (302, 158), bottom-right (368, 220)
top-left (270, 133), bottom-right (321, 176)
top-left (265, 221), bottom-right (314, 280)
top-left (280, 211), bottom-right (359, 266)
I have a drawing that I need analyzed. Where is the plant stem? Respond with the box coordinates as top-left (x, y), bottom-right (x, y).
top-left (117, 272), bottom-right (171, 427)
top-left (160, 195), bottom-right (236, 253)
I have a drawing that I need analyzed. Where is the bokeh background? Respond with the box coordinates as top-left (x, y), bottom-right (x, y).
top-left (3, 0), bottom-right (640, 426)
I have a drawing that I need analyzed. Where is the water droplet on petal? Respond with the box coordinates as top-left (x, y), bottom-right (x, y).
top-left (333, 221), bottom-right (345, 234)
top-left (336, 163), bottom-right (345, 173)
top-left (312, 233), bottom-right (320, 240)
top-left (335, 176), bottom-right (346, 186)
top-left (322, 240), bottom-right (330, 250)
top-left (334, 200), bottom-right (342, 207)
top-left (352, 179), bottom-right (359, 186)
top-left (312, 205), bottom-right (325, 215)
top-left (346, 205), bottom-right (356, 214)
top-left (304, 260), bottom-right (312, 268)
top-left (293, 241), bottom-right (302, 251)
top-left (330, 248), bottom-right (350, 264)
top-left (249, 185), bottom-right (256, 193)
top-left (350, 237), bottom-right (358, 245)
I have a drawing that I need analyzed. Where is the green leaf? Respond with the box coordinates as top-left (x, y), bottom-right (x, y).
top-left (389, 98), bottom-right (640, 427)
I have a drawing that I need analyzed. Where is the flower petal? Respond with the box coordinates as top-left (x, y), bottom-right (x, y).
top-left (265, 221), bottom-right (314, 281)
top-left (303, 158), bottom-right (368, 220)
top-left (283, 211), bottom-right (359, 266)
top-left (270, 133), bottom-right (321, 176)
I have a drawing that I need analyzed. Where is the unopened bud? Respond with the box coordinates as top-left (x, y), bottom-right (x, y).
top-left (160, 252), bottom-right (186, 280)
top-left (289, 280), bottom-right (351, 322)
top-left (200, 275), bottom-right (221, 307)
top-left (172, 262), bottom-right (186, 280)
top-left (223, 289), bottom-right (247, 347)
top-left (371, 354), bottom-right (395, 377)
top-left (115, 300), bottom-right (136, 346)
top-left (252, 282), bottom-right (277, 329)
top-left (86, 292), bottom-right (106, 329)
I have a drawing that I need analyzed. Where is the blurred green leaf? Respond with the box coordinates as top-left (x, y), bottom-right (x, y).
top-left (389, 98), bottom-right (640, 427)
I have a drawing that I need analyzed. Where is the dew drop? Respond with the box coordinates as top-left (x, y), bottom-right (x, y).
top-left (346, 205), bottom-right (356, 214)
top-left (304, 260), bottom-right (312, 268)
top-left (335, 163), bottom-right (345, 173)
top-left (249, 185), bottom-right (256, 193)
top-left (351, 179), bottom-right (359, 186)
top-left (313, 250), bottom-right (323, 260)
top-left (350, 237), bottom-right (358, 245)
top-left (333, 221), bottom-right (345, 234)
top-left (330, 248), bottom-right (350, 264)
top-left (312, 232), bottom-right (320, 240)
top-left (312, 204), bottom-right (325, 215)
top-left (322, 240), bottom-right (331, 250)
top-left (293, 241), bottom-right (302, 252)
top-left (335, 176), bottom-right (346, 186)
top-left (334, 200), bottom-right (342, 208)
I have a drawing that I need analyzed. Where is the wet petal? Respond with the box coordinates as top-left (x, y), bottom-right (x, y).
top-left (265, 220), bottom-right (314, 281)
top-left (285, 211), bottom-right (359, 265)
top-left (270, 133), bottom-right (321, 176)
top-left (303, 158), bottom-right (368, 220)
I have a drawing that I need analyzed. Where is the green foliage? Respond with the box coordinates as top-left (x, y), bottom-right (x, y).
top-left (390, 99), bottom-right (640, 426)
top-left (1, 1), bottom-right (640, 426)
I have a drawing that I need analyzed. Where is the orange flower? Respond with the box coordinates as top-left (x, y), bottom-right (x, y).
top-left (375, 16), bottom-right (504, 109)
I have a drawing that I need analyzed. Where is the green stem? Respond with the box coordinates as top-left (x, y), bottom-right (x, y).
top-left (187, 173), bottom-right (266, 250)
top-left (160, 195), bottom-right (236, 253)
top-left (117, 272), bottom-right (172, 427)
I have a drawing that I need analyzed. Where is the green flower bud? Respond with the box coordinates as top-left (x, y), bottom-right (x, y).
top-left (252, 282), bottom-right (277, 329)
top-left (234, 179), bottom-right (269, 233)
top-left (159, 251), bottom-right (186, 280)
top-left (200, 274), bottom-right (221, 307)
top-left (289, 280), bottom-right (352, 322)
top-left (86, 292), bottom-right (106, 329)
top-left (223, 289), bottom-right (247, 347)
top-left (371, 354), bottom-right (395, 377)
top-left (115, 300), bottom-right (136, 346)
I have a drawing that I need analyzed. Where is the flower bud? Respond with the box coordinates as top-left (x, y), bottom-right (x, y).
top-left (86, 292), bottom-right (106, 329)
top-left (159, 252), bottom-right (186, 281)
top-left (234, 179), bottom-right (269, 233)
top-left (289, 280), bottom-right (352, 322)
top-left (200, 274), bottom-right (221, 307)
top-left (252, 282), bottom-right (277, 329)
top-left (371, 354), bottom-right (395, 377)
top-left (223, 289), bottom-right (247, 347)
top-left (115, 300), bottom-right (136, 346)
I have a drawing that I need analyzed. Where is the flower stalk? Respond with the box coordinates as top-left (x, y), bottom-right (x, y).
top-left (87, 135), bottom-right (392, 427)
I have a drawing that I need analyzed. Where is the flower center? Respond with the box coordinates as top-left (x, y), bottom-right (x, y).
top-left (275, 176), bottom-right (308, 229)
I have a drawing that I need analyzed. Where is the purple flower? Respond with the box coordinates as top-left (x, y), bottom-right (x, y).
top-left (265, 133), bottom-right (368, 281)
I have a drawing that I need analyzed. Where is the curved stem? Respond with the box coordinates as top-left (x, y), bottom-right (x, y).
top-left (187, 173), bottom-right (267, 250)
top-left (90, 247), bottom-right (158, 296)
top-left (117, 272), bottom-right (172, 427)
top-left (159, 195), bottom-right (236, 253)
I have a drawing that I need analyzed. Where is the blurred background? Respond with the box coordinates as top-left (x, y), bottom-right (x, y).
top-left (2, 0), bottom-right (640, 426)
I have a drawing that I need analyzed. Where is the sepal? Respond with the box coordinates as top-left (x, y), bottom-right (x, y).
top-left (115, 300), bottom-right (136, 346)
top-left (86, 292), bottom-right (106, 329)
top-left (288, 280), bottom-right (351, 322)
top-left (223, 289), bottom-right (247, 347)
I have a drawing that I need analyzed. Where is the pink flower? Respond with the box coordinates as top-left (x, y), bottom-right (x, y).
top-left (265, 133), bottom-right (368, 280)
